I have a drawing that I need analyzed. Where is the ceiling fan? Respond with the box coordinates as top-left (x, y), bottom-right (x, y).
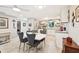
top-left (0, 5), bottom-right (30, 12)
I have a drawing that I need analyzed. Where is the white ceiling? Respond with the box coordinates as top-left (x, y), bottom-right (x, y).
top-left (0, 5), bottom-right (70, 19)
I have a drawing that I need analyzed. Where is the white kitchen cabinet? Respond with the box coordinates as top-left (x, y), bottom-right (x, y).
top-left (55, 32), bottom-right (68, 50)
top-left (47, 30), bottom-right (55, 35)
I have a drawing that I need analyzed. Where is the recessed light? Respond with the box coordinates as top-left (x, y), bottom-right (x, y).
top-left (38, 6), bottom-right (43, 9)
top-left (35, 5), bottom-right (46, 9)
top-left (44, 17), bottom-right (49, 20)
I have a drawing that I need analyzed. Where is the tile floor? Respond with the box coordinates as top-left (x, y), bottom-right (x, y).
top-left (0, 34), bottom-right (62, 53)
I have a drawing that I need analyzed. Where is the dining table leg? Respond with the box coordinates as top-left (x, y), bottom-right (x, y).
top-left (19, 42), bottom-right (21, 52)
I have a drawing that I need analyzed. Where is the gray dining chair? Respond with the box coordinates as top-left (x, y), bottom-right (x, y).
top-left (17, 32), bottom-right (28, 52)
top-left (27, 34), bottom-right (41, 52)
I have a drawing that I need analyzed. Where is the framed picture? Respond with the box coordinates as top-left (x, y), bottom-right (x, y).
top-left (48, 20), bottom-right (55, 30)
top-left (48, 21), bottom-right (54, 27)
top-left (23, 23), bottom-right (26, 27)
top-left (0, 17), bottom-right (8, 29)
top-left (75, 6), bottom-right (79, 22)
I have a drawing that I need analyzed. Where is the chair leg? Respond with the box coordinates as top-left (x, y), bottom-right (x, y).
top-left (35, 46), bottom-right (38, 52)
top-left (19, 42), bottom-right (21, 52)
top-left (28, 46), bottom-right (30, 53)
top-left (43, 40), bottom-right (45, 47)
top-left (25, 43), bottom-right (27, 52)
top-left (23, 43), bottom-right (25, 52)
top-left (25, 43), bottom-right (29, 52)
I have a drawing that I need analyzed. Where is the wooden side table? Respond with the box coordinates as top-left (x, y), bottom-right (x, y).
top-left (63, 38), bottom-right (79, 53)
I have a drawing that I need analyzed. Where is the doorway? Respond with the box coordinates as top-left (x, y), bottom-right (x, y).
top-left (17, 21), bottom-right (21, 32)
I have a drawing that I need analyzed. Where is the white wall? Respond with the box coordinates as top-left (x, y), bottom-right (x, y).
top-left (55, 6), bottom-right (70, 50)
top-left (68, 5), bottom-right (79, 44)
top-left (0, 13), bottom-right (18, 41)
top-left (56, 5), bottom-right (79, 49)
top-left (0, 14), bottom-right (10, 33)
top-left (16, 18), bottom-right (38, 38)
top-left (26, 18), bottom-right (38, 31)
top-left (55, 6), bottom-right (79, 50)
top-left (20, 20), bottom-right (27, 33)
top-left (0, 14), bottom-right (38, 40)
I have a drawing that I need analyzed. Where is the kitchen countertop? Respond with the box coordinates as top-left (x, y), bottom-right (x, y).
top-left (55, 31), bottom-right (68, 34)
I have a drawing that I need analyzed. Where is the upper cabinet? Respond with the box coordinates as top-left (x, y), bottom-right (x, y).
top-left (60, 7), bottom-right (70, 23)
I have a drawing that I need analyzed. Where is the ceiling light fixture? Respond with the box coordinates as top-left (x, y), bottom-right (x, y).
top-left (13, 7), bottom-right (21, 12)
top-left (13, 5), bottom-right (21, 12)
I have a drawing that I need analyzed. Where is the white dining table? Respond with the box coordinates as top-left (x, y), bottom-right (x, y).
top-left (35, 33), bottom-right (46, 40)
top-left (23, 32), bottom-right (46, 41)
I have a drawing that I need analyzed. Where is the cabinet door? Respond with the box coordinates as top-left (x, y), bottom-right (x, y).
top-left (55, 33), bottom-right (68, 49)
